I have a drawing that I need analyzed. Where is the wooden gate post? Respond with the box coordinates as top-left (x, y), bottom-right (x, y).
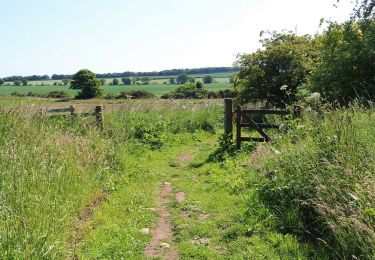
top-left (224, 98), bottom-right (233, 137)
top-left (236, 105), bottom-right (242, 150)
top-left (95, 105), bottom-right (104, 130)
top-left (70, 106), bottom-right (76, 116)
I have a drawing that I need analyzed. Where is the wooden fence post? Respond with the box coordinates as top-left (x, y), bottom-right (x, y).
top-left (95, 105), bottom-right (104, 130)
top-left (224, 98), bottom-right (233, 138)
top-left (236, 105), bottom-right (242, 150)
top-left (70, 106), bottom-right (75, 116)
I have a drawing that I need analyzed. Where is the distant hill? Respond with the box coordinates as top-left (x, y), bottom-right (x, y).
top-left (2, 67), bottom-right (239, 81)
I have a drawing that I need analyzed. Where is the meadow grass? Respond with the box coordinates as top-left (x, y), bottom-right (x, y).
top-left (0, 98), bottom-right (373, 259)
top-left (0, 99), bottom-right (223, 258)
top-left (249, 104), bottom-right (375, 258)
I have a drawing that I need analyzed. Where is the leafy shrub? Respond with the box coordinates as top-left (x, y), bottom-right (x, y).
top-left (45, 91), bottom-right (70, 98)
top-left (71, 69), bottom-right (103, 99)
top-left (116, 90), bottom-right (155, 99)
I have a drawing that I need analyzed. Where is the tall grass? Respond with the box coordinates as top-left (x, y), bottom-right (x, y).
top-left (253, 104), bottom-right (375, 258)
top-left (0, 100), bottom-right (223, 258)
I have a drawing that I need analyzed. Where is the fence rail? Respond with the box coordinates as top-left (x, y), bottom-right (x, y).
top-left (41, 105), bottom-right (104, 130)
top-left (224, 98), bottom-right (301, 149)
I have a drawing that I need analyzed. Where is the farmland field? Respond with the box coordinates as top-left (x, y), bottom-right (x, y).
top-left (0, 82), bottom-right (232, 97)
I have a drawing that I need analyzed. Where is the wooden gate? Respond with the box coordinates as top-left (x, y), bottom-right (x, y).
top-left (224, 98), bottom-right (295, 150)
top-left (235, 106), bottom-right (287, 149)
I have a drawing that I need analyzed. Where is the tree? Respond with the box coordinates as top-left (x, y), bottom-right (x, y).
top-left (203, 75), bottom-right (213, 84)
top-left (196, 81), bottom-right (204, 89)
top-left (100, 79), bottom-right (106, 85)
top-left (176, 73), bottom-right (189, 84)
top-left (352, 0), bottom-right (375, 20)
top-left (122, 77), bottom-right (132, 85)
top-left (311, 20), bottom-right (375, 104)
top-left (235, 32), bottom-right (319, 107)
top-left (21, 79), bottom-right (28, 86)
top-left (169, 77), bottom-right (176, 84)
top-left (140, 76), bottom-right (150, 85)
top-left (14, 80), bottom-right (21, 86)
top-left (112, 78), bottom-right (119, 85)
top-left (70, 69), bottom-right (103, 99)
top-left (0, 78), bottom-right (4, 86)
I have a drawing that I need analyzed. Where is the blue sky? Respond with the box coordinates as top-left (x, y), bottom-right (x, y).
top-left (0, 0), bottom-right (354, 77)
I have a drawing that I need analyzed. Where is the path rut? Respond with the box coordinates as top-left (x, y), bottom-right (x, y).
top-left (145, 182), bottom-right (178, 259)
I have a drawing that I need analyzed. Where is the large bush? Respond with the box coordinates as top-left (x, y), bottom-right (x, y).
top-left (235, 32), bottom-right (319, 108)
top-left (70, 69), bottom-right (103, 99)
top-left (311, 20), bottom-right (375, 104)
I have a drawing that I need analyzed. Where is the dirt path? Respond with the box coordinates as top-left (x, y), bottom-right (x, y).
top-left (145, 182), bottom-right (178, 259)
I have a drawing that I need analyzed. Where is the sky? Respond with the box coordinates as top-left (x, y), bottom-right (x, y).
top-left (0, 0), bottom-right (355, 77)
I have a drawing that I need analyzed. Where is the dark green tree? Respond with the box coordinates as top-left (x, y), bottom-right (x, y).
top-left (311, 20), bottom-right (375, 104)
top-left (196, 81), bottom-right (204, 89)
top-left (100, 79), bottom-right (106, 85)
top-left (112, 78), bottom-right (119, 85)
top-left (203, 75), bottom-right (213, 84)
top-left (235, 32), bottom-right (319, 107)
top-left (122, 77), bottom-right (132, 85)
top-left (21, 79), bottom-right (28, 86)
top-left (169, 77), bottom-right (176, 84)
top-left (70, 69), bottom-right (103, 99)
top-left (140, 76), bottom-right (150, 85)
top-left (0, 78), bottom-right (4, 86)
top-left (14, 80), bottom-right (21, 86)
top-left (176, 73), bottom-right (189, 84)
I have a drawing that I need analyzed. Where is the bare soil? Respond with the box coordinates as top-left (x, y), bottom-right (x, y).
top-left (145, 182), bottom-right (178, 259)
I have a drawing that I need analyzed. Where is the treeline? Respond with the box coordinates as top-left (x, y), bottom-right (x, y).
top-left (2, 75), bottom-right (50, 82)
top-left (50, 67), bottom-right (239, 80)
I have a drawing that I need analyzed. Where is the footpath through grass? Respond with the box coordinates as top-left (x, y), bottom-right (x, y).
top-left (75, 132), bottom-right (309, 259)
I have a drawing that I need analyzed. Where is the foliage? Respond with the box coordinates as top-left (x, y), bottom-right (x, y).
top-left (121, 77), bottom-right (131, 85)
top-left (0, 78), bottom-right (4, 86)
top-left (99, 78), bottom-right (106, 85)
top-left (203, 75), bottom-right (213, 84)
top-left (140, 77), bottom-right (150, 85)
top-left (21, 79), bottom-right (28, 86)
top-left (70, 69), bottom-right (103, 99)
top-left (195, 81), bottom-right (204, 89)
top-left (352, 0), bottom-right (375, 20)
top-left (116, 90), bottom-right (155, 99)
top-left (45, 91), bottom-right (70, 98)
top-left (310, 20), bottom-right (375, 104)
top-left (112, 78), bottom-right (119, 85)
top-left (169, 77), bottom-right (176, 84)
top-left (235, 32), bottom-right (319, 108)
top-left (176, 73), bottom-right (189, 84)
top-left (14, 80), bottom-right (21, 86)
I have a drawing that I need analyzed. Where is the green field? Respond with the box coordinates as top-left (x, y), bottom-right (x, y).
top-left (0, 82), bottom-right (232, 97)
